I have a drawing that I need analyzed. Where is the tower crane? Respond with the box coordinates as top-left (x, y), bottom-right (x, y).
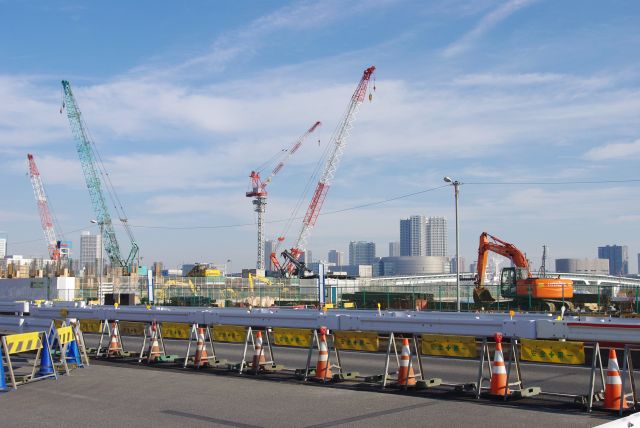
top-left (246, 121), bottom-right (321, 270)
top-left (27, 153), bottom-right (63, 261)
top-left (273, 66), bottom-right (376, 276)
top-left (60, 80), bottom-right (139, 272)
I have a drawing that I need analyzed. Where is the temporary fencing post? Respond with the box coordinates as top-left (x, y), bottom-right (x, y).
top-left (239, 327), bottom-right (253, 374)
top-left (184, 324), bottom-right (218, 368)
top-left (476, 338), bottom-right (492, 399)
top-left (382, 332), bottom-right (400, 388)
top-left (587, 342), bottom-right (607, 412)
top-left (619, 344), bottom-right (639, 415)
top-left (240, 327), bottom-right (281, 374)
top-left (501, 337), bottom-right (540, 399)
top-left (0, 340), bottom-right (7, 391)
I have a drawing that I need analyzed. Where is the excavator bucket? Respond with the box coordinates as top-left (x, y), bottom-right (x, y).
top-left (473, 287), bottom-right (495, 304)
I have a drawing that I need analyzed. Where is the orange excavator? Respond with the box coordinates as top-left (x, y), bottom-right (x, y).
top-left (473, 232), bottom-right (573, 311)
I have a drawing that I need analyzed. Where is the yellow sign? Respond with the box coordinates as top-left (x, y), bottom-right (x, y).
top-left (343, 302), bottom-right (355, 309)
top-left (4, 332), bottom-right (43, 354)
top-left (162, 322), bottom-right (191, 340)
top-left (212, 325), bottom-right (246, 343)
top-left (273, 328), bottom-right (312, 348)
top-left (80, 319), bottom-right (103, 333)
top-left (334, 331), bottom-right (379, 352)
top-left (53, 319), bottom-right (63, 328)
top-left (119, 321), bottom-right (145, 336)
top-left (57, 326), bottom-right (74, 345)
top-left (520, 339), bottom-right (585, 365)
top-left (421, 334), bottom-right (477, 358)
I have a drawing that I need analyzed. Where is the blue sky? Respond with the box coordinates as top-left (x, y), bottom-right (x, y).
top-left (1, 0), bottom-right (639, 272)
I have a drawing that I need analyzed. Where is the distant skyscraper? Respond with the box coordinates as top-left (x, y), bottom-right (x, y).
top-left (598, 245), bottom-right (628, 275)
top-left (388, 241), bottom-right (400, 257)
top-left (638, 253), bottom-right (640, 274)
top-left (400, 215), bottom-right (426, 256)
top-left (450, 256), bottom-right (465, 273)
top-left (0, 231), bottom-right (7, 258)
top-left (349, 241), bottom-right (376, 266)
top-left (264, 240), bottom-right (275, 271)
top-left (328, 250), bottom-right (345, 266)
top-left (80, 231), bottom-right (101, 270)
top-left (426, 217), bottom-right (447, 256)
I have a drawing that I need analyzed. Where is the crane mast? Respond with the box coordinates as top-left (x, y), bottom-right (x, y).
top-left (288, 66), bottom-right (375, 264)
top-left (27, 154), bottom-right (60, 261)
top-left (61, 80), bottom-right (138, 271)
top-left (247, 121), bottom-right (321, 270)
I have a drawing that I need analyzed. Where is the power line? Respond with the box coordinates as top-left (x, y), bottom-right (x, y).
top-left (465, 179), bottom-right (640, 185)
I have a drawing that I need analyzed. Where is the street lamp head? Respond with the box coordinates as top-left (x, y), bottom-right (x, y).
top-left (443, 176), bottom-right (452, 183)
top-left (90, 219), bottom-right (98, 224)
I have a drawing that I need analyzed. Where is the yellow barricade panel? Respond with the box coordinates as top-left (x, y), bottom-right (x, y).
top-left (421, 334), bottom-right (477, 358)
top-left (81, 319), bottom-right (103, 333)
top-left (4, 332), bottom-right (42, 354)
top-left (272, 328), bottom-right (312, 348)
top-left (53, 319), bottom-right (63, 328)
top-left (119, 321), bottom-right (145, 336)
top-left (334, 331), bottom-right (379, 352)
top-left (520, 339), bottom-right (585, 365)
top-left (57, 326), bottom-right (74, 345)
top-left (212, 325), bottom-right (246, 343)
top-left (162, 322), bottom-right (191, 340)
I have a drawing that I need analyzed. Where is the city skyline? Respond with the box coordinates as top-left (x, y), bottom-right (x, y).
top-left (1, 2), bottom-right (639, 270)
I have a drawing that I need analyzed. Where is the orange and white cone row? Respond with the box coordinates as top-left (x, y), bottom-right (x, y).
top-left (194, 327), bottom-right (209, 368)
top-left (108, 322), bottom-right (122, 356)
top-left (252, 331), bottom-right (267, 370)
top-left (314, 332), bottom-right (332, 381)
top-left (396, 338), bottom-right (416, 386)
top-left (604, 348), bottom-right (628, 411)
top-left (489, 333), bottom-right (509, 396)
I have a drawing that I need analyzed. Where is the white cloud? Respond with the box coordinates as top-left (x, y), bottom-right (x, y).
top-left (443, 0), bottom-right (538, 58)
top-left (453, 73), bottom-right (611, 89)
top-left (583, 139), bottom-right (640, 161)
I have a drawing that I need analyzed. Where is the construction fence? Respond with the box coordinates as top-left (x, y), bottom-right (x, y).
top-left (72, 276), bottom-right (640, 314)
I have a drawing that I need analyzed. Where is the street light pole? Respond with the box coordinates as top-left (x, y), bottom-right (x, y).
top-left (444, 177), bottom-right (461, 312)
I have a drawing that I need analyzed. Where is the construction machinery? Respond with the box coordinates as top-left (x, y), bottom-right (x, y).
top-left (272, 66), bottom-right (376, 277)
top-left (248, 273), bottom-right (273, 291)
top-left (26, 154), bottom-right (64, 262)
top-left (473, 232), bottom-right (574, 311)
top-left (60, 80), bottom-right (139, 272)
top-left (246, 121), bottom-right (321, 270)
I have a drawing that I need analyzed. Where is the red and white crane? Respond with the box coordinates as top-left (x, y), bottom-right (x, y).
top-left (27, 154), bottom-right (62, 261)
top-left (246, 121), bottom-right (321, 270)
top-left (273, 66), bottom-right (376, 275)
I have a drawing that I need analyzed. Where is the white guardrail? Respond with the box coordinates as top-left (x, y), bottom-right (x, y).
top-left (4, 301), bottom-right (634, 345)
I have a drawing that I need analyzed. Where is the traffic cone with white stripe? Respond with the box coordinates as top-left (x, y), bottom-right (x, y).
top-left (252, 331), bottom-right (267, 371)
top-left (193, 327), bottom-right (209, 368)
top-left (396, 338), bottom-right (416, 386)
top-left (604, 348), bottom-right (628, 410)
top-left (107, 322), bottom-right (122, 357)
top-left (489, 333), bottom-right (509, 396)
top-left (314, 329), bottom-right (332, 381)
top-left (146, 322), bottom-right (161, 362)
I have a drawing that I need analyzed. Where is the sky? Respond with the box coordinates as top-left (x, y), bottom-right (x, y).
top-left (1, 0), bottom-right (639, 272)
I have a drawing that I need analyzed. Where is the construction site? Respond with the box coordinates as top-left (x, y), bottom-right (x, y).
top-left (2, 2), bottom-right (640, 426)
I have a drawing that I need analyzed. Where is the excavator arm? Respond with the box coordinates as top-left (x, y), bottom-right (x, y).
top-left (474, 232), bottom-right (530, 303)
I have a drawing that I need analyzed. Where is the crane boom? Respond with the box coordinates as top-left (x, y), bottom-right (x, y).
top-left (292, 66), bottom-right (375, 253)
top-left (61, 80), bottom-right (138, 270)
top-left (27, 154), bottom-right (60, 260)
top-left (476, 232), bottom-right (530, 287)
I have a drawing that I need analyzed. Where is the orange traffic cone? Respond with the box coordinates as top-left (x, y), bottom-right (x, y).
top-left (107, 322), bottom-right (122, 357)
top-left (314, 330), bottom-right (332, 381)
top-left (252, 331), bottom-right (267, 371)
top-left (489, 333), bottom-right (509, 396)
top-left (146, 322), bottom-right (161, 362)
top-left (604, 348), bottom-right (628, 410)
top-left (396, 338), bottom-right (416, 386)
top-left (193, 327), bottom-right (209, 368)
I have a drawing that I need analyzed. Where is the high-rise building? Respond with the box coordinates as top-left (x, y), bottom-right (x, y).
top-left (328, 250), bottom-right (345, 266)
top-left (0, 231), bottom-right (7, 259)
top-left (349, 241), bottom-right (376, 266)
top-left (400, 215), bottom-right (426, 256)
top-left (264, 240), bottom-right (275, 271)
top-left (80, 231), bottom-right (101, 271)
top-left (388, 241), bottom-right (400, 257)
top-left (450, 256), bottom-right (465, 273)
top-left (426, 216), bottom-right (447, 256)
top-left (598, 245), bottom-right (628, 275)
top-left (638, 253), bottom-right (640, 275)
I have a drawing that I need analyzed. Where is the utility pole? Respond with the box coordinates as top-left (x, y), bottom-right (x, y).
top-left (444, 176), bottom-right (461, 312)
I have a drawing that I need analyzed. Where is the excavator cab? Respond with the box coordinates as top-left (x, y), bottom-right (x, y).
top-left (499, 267), bottom-right (529, 298)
